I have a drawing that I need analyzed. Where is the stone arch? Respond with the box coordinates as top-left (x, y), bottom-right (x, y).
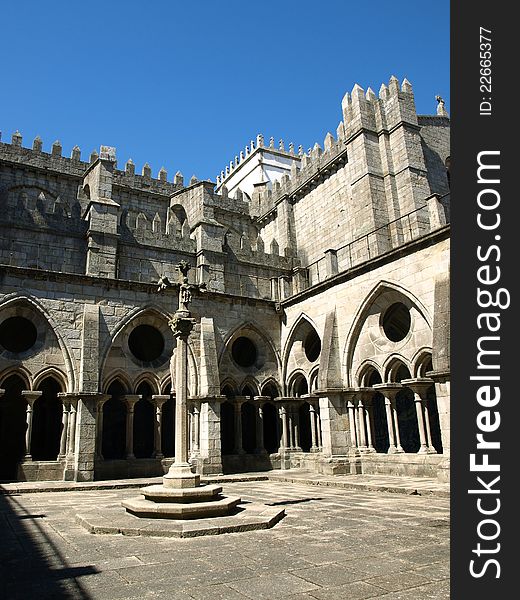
top-left (219, 321), bottom-right (280, 370)
top-left (220, 378), bottom-right (238, 397)
top-left (102, 370), bottom-right (132, 394)
top-left (0, 294), bottom-right (76, 391)
top-left (412, 348), bottom-right (434, 378)
top-left (260, 378), bottom-right (281, 399)
top-left (356, 360), bottom-right (383, 387)
top-left (344, 281), bottom-right (432, 387)
top-left (33, 367), bottom-right (68, 392)
top-left (282, 314), bottom-right (321, 392)
top-left (99, 304), bottom-right (173, 373)
top-left (383, 355), bottom-right (411, 383)
top-left (0, 365), bottom-right (32, 390)
top-left (308, 366), bottom-right (320, 393)
top-left (133, 373), bottom-right (160, 396)
top-left (287, 370), bottom-right (309, 397)
top-left (160, 375), bottom-right (172, 394)
top-left (240, 378), bottom-right (259, 398)
top-left (168, 204), bottom-right (189, 236)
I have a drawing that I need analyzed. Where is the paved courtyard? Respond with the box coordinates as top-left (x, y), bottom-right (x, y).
top-left (0, 480), bottom-right (450, 599)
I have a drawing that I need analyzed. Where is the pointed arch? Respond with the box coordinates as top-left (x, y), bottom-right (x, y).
top-left (160, 374), bottom-right (172, 394)
top-left (219, 320), bottom-right (281, 371)
top-left (0, 293), bottom-right (76, 391)
top-left (133, 373), bottom-right (160, 395)
top-left (343, 280), bottom-right (432, 387)
top-left (260, 377), bottom-right (281, 398)
top-left (240, 377), bottom-right (259, 396)
top-left (383, 354), bottom-right (412, 383)
top-left (102, 369), bottom-right (132, 394)
top-left (0, 365), bottom-right (32, 390)
top-left (411, 347), bottom-right (434, 378)
top-left (281, 313), bottom-right (321, 385)
top-left (33, 367), bottom-right (68, 391)
top-left (355, 360), bottom-right (383, 387)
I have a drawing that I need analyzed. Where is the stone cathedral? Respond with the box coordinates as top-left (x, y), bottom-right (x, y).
top-left (0, 77), bottom-right (450, 484)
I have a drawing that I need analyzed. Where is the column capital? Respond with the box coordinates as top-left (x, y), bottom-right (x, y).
top-left (373, 383), bottom-right (403, 400)
top-left (121, 394), bottom-right (141, 408)
top-left (151, 394), bottom-right (169, 407)
top-left (22, 390), bottom-right (42, 404)
top-left (401, 378), bottom-right (434, 399)
top-left (233, 396), bottom-right (249, 406)
top-left (253, 395), bottom-right (270, 404)
top-left (0, 388), bottom-right (5, 397)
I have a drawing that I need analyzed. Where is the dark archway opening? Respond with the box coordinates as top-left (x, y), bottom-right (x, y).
top-left (0, 375), bottom-right (26, 480)
top-left (396, 387), bottom-right (420, 453)
top-left (263, 402), bottom-right (280, 453)
top-left (220, 400), bottom-right (235, 455)
top-left (372, 392), bottom-right (389, 452)
top-left (32, 377), bottom-right (63, 461)
top-left (102, 381), bottom-right (127, 459)
top-left (241, 401), bottom-right (256, 453)
top-left (427, 385), bottom-right (443, 453)
top-left (298, 402), bottom-right (312, 452)
top-left (161, 383), bottom-right (175, 457)
top-left (134, 382), bottom-right (155, 458)
top-left (292, 375), bottom-right (308, 397)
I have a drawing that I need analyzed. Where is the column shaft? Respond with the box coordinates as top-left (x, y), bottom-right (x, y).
top-left (59, 401), bottom-right (70, 459)
top-left (414, 394), bottom-right (429, 453)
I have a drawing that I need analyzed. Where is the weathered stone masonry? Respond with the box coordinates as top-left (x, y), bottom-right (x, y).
top-left (0, 77), bottom-right (450, 482)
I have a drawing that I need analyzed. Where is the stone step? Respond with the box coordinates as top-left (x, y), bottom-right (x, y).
top-left (140, 483), bottom-right (223, 503)
top-left (121, 495), bottom-right (241, 519)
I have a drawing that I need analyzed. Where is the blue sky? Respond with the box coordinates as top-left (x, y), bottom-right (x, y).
top-left (0, 1), bottom-right (449, 182)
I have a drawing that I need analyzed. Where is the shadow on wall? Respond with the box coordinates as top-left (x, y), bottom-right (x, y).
top-left (0, 491), bottom-right (97, 598)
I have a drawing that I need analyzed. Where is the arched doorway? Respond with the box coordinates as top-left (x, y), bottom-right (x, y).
top-left (32, 377), bottom-right (63, 460)
top-left (102, 381), bottom-right (127, 459)
top-left (134, 382), bottom-right (155, 458)
top-left (0, 374), bottom-right (27, 480)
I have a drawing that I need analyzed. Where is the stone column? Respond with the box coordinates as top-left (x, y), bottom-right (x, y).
top-left (402, 378), bottom-right (437, 454)
top-left (122, 395), bottom-right (140, 459)
top-left (254, 396), bottom-right (268, 454)
top-left (292, 401), bottom-right (302, 451)
top-left (277, 401), bottom-right (289, 451)
top-left (356, 396), bottom-right (368, 450)
top-left (152, 395), bottom-right (168, 459)
top-left (233, 397), bottom-right (245, 454)
top-left (344, 390), bottom-right (358, 452)
top-left (374, 384), bottom-right (404, 454)
top-left (95, 395), bottom-right (110, 460)
top-left (192, 401), bottom-right (201, 455)
top-left (67, 397), bottom-right (78, 458)
top-left (58, 398), bottom-right (70, 459)
top-left (358, 390), bottom-right (376, 452)
top-left (21, 391), bottom-right (42, 460)
top-left (309, 403), bottom-right (318, 451)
